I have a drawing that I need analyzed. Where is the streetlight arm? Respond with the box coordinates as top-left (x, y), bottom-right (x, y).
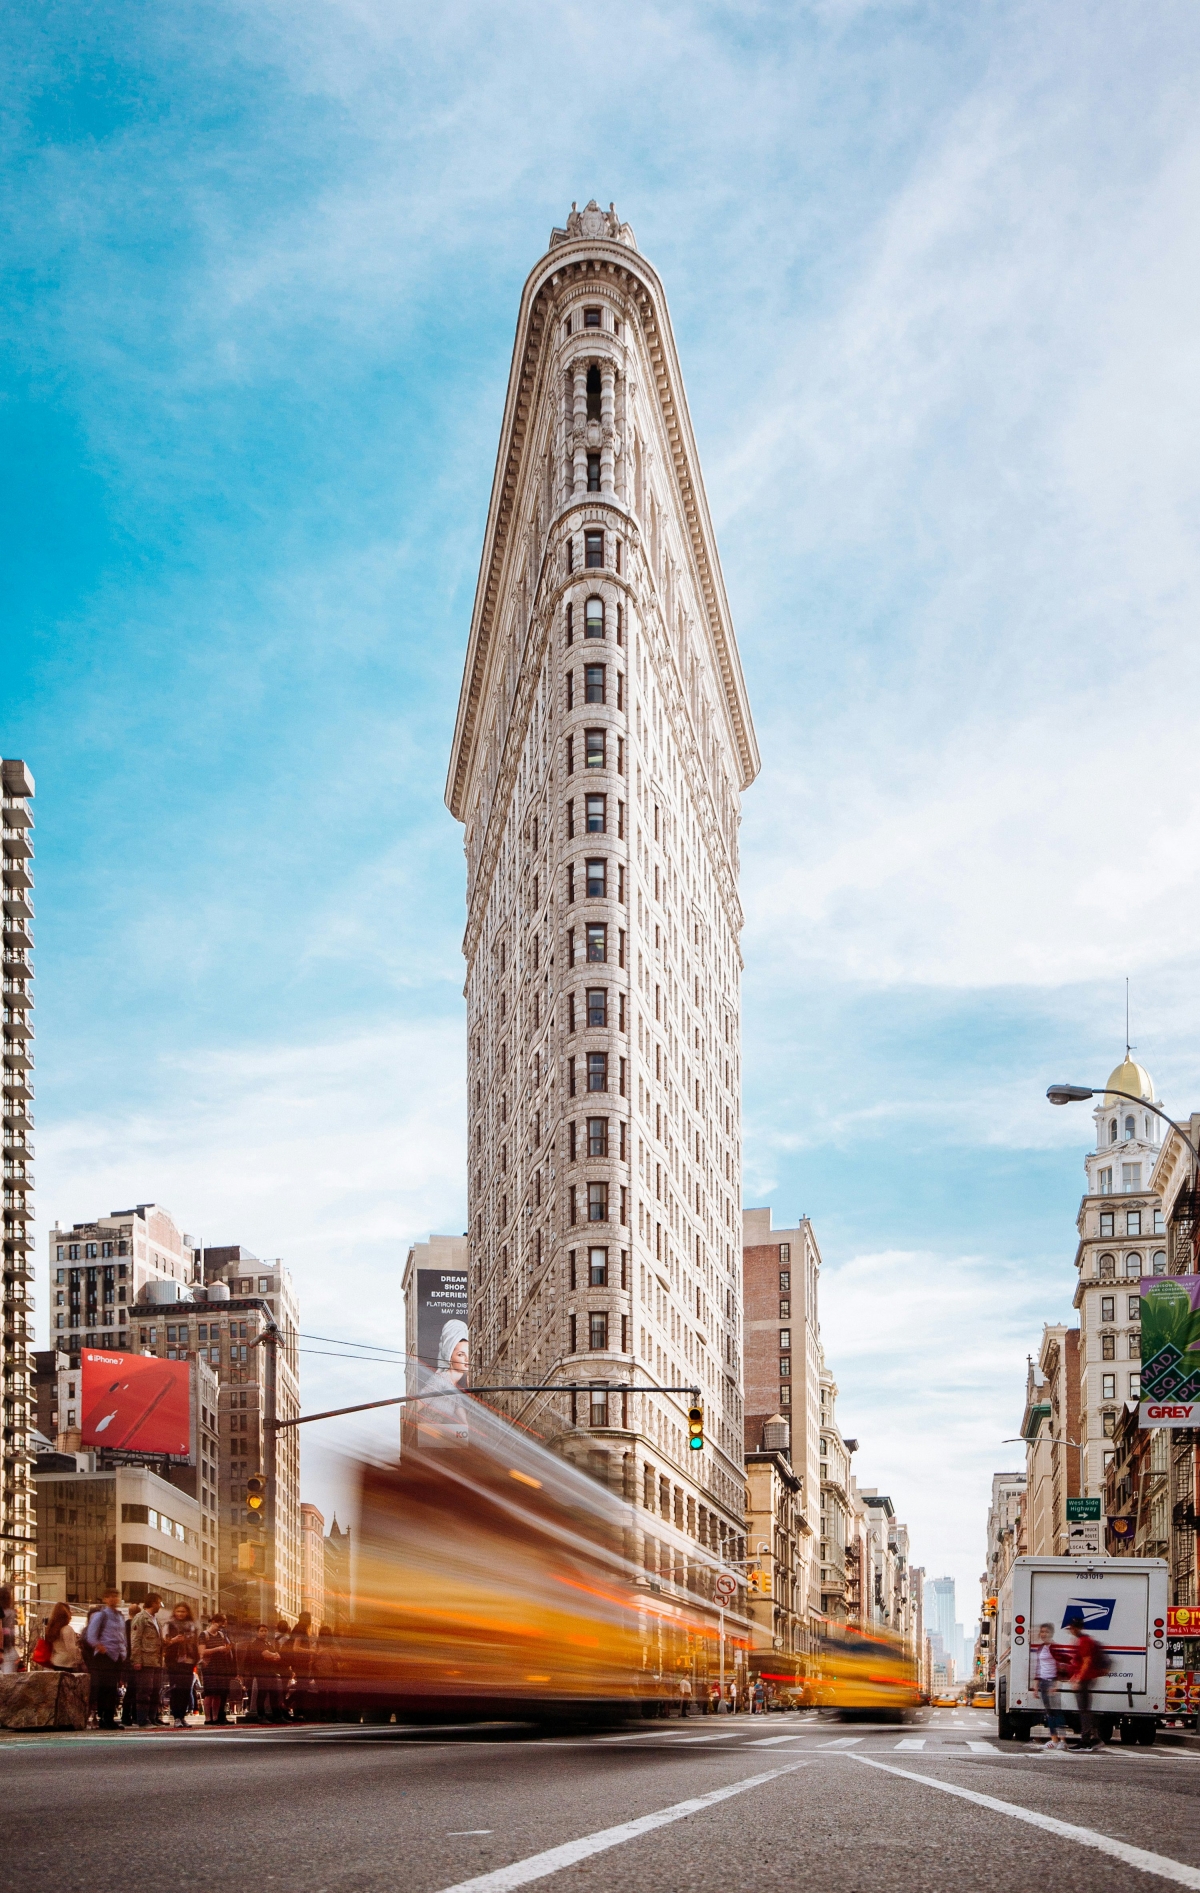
top-left (1047, 1083), bottom-right (1200, 1175)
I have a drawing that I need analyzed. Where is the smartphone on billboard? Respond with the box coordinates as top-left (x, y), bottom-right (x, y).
top-left (80, 1351), bottom-right (191, 1457)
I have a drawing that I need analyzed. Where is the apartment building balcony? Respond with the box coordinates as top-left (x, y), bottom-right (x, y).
top-left (1, 861), bottom-right (32, 890)
top-left (2, 893), bottom-right (33, 921)
top-left (1, 1075), bottom-right (33, 1102)
top-left (2, 1045), bottom-right (32, 1072)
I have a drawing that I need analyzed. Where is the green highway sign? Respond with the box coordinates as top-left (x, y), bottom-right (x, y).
top-left (1066, 1497), bottom-right (1102, 1521)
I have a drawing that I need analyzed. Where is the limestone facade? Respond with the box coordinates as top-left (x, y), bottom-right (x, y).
top-left (446, 205), bottom-right (760, 1576)
top-left (1073, 1056), bottom-right (1166, 1497)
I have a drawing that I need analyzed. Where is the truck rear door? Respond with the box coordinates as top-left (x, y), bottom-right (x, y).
top-left (1028, 1569), bottom-right (1147, 1698)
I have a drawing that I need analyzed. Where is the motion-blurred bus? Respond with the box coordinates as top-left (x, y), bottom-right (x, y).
top-left (337, 1395), bottom-right (741, 1722)
top-left (808, 1621), bottom-right (923, 1720)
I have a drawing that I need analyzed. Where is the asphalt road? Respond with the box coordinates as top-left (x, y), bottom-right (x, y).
top-left (7, 1706), bottom-right (1200, 1893)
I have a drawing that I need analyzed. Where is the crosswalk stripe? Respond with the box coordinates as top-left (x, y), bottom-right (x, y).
top-left (818, 1736), bottom-right (863, 1748)
top-left (894, 1739), bottom-right (926, 1751)
top-left (748, 1735), bottom-right (807, 1746)
top-left (966, 1741), bottom-right (996, 1754)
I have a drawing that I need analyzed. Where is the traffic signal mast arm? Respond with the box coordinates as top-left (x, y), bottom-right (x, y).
top-left (272, 1382), bottom-right (703, 1429)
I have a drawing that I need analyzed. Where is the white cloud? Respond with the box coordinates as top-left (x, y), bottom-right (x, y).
top-left (820, 1246), bottom-right (1068, 1605)
top-left (728, 33), bottom-right (1200, 997)
top-left (36, 1020), bottom-right (467, 1371)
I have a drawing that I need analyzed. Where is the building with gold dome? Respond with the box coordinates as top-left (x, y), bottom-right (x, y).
top-left (1072, 1053), bottom-right (1168, 1500)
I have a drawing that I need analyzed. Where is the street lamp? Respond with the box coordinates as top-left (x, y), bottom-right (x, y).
top-left (1046, 1083), bottom-right (1200, 1174)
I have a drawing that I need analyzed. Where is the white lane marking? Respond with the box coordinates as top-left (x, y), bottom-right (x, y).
top-left (894, 1739), bottom-right (926, 1751)
top-left (429, 1762), bottom-right (811, 1893)
top-left (657, 1731), bottom-right (751, 1744)
top-left (748, 1735), bottom-right (809, 1746)
top-left (818, 1736), bottom-right (863, 1748)
top-left (966, 1742), bottom-right (997, 1754)
top-left (846, 1753), bottom-right (1200, 1888)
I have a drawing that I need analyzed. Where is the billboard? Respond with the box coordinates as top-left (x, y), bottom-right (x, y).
top-left (80, 1349), bottom-right (191, 1457)
top-left (413, 1268), bottom-right (469, 1448)
top-left (1139, 1274), bottom-right (1200, 1427)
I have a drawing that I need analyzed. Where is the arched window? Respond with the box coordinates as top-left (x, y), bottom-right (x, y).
top-left (1110, 1119), bottom-right (1118, 1144)
top-left (585, 596), bottom-right (604, 638)
top-left (1124, 1114), bottom-right (1135, 1141)
top-left (1152, 1250), bottom-right (1167, 1276)
top-left (1098, 1253), bottom-right (1116, 1280)
top-left (1124, 1253), bottom-right (1142, 1278)
top-left (586, 366), bottom-right (601, 422)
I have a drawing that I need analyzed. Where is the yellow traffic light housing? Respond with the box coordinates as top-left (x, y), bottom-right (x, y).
top-left (246, 1476), bottom-right (266, 1528)
top-left (687, 1401), bottom-right (704, 1452)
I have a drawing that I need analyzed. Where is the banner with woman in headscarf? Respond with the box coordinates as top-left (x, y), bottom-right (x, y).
top-left (415, 1270), bottom-right (470, 1447)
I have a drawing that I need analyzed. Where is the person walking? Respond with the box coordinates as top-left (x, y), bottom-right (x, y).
top-left (1034, 1624), bottom-right (1067, 1753)
top-left (286, 1611), bottom-right (316, 1721)
top-left (678, 1673), bottom-right (692, 1719)
top-left (1066, 1617), bottom-right (1107, 1750)
top-left (130, 1594), bottom-right (166, 1727)
top-left (85, 1590), bottom-right (128, 1729)
top-left (198, 1613), bottom-right (236, 1725)
top-left (752, 1678), bottom-right (767, 1715)
top-left (313, 1625), bottom-right (341, 1723)
top-left (163, 1603), bottom-right (199, 1728)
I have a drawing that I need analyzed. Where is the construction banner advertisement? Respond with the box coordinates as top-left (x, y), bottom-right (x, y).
top-left (1139, 1273), bottom-right (1200, 1427)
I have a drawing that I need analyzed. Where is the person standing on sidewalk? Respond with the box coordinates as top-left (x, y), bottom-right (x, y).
top-left (1066, 1617), bottom-right (1106, 1750)
top-left (85, 1590), bottom-right (128, 1729)
top-left (163, 1603), bottom-right (198, 1728)
top-left (198, 1613), bottom-right (236, 1724)
top-left (1034, 1624), bottom-right (1067, 1753)
top-left (130, 1594), bottom-right (165, 1727)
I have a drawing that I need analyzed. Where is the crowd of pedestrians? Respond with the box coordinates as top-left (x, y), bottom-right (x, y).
top-left (28, 1591), bottom-right (346, 1730)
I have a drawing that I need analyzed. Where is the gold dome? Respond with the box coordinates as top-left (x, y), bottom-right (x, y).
top-left (1103, 1056), bottom-right (1154, 1105)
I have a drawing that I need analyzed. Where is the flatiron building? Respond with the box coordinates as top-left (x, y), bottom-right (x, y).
top-left (446, 202), bottom-right (760, 1587)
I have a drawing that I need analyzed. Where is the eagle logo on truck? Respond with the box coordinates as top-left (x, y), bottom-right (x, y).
top-left (1061, 1598), bottom-right (1116, 1630)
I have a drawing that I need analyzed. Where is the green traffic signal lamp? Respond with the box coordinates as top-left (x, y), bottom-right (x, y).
top-left (687, 1401), bottom-right (704, 1451)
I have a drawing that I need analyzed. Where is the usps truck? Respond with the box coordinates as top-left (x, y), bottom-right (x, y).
top-left (994, 1555), bottom-right (1168, 1744)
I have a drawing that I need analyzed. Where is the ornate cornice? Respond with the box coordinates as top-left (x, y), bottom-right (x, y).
top-left (446, 233), bottom-right (759, 825)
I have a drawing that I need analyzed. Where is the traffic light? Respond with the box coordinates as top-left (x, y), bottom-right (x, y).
top-left (246, 1475), bottom-right (266, 1528)
top-left (687, 1401), bottom-right (704, 1451)
top-left (747, 1567), bottom-right (763, 1595)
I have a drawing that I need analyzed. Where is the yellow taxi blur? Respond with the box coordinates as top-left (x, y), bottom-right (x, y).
top-left (932, 1693), bottom-right (959, 1707)
top-left (972, 1691), bottom-right (995, 1709)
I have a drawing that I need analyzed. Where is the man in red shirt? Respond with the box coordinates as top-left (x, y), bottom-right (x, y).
top-left (1066, 1619), bottom-right (1105, 1749)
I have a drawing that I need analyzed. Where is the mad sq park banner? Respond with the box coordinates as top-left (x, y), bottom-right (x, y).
top-left (1140, 1274), bottom-right (1200, 1427)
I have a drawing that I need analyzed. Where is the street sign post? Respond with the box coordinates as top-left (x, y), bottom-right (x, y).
top-left (1066, 1496), bottom-right (1102, 1555)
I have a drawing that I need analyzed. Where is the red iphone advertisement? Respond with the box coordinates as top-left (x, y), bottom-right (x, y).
top-left (80, 1350), bottom-right (191, 1457)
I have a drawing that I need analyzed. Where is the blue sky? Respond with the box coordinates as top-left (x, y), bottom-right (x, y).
top-left (6, 0), bottom-right (1200, 1612)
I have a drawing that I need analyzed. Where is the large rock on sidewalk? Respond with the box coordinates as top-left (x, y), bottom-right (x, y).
top-left (0, 1670), bottom-right (90, 1729)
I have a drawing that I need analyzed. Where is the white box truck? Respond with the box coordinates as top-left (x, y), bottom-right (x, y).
top-left (994, 1555), bottom-right (1168, 1745)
